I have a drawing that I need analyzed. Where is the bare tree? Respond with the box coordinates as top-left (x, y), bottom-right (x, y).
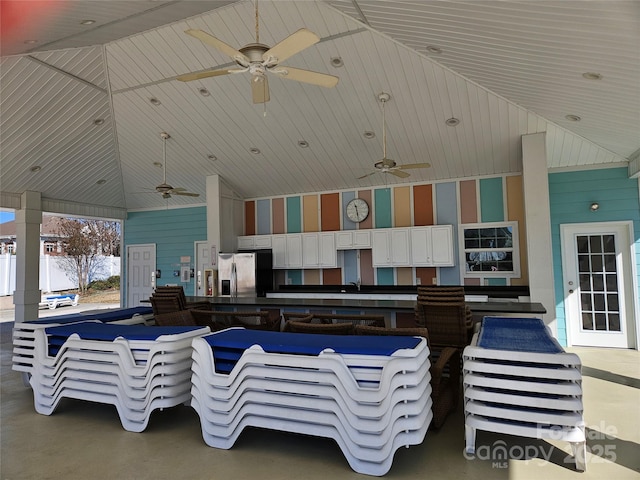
top-left (55, 218), bottom-right (121, 293)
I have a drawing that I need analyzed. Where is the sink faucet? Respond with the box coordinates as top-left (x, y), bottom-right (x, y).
top-left (349, 279), bottom-right (361, 291)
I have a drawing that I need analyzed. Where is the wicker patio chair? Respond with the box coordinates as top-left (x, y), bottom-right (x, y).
top-left (416, 286), bottom-right (473, 349)
top-left (150, 295), bottom-right (183, 315)
top-left (190, 309), bottom-right (279, 332)
top-left (284, 320), bottom-right (355, 335)
top-left (312, 313), bottom-right (386, 327)
top-left (153, 286), bottom-right (211, 310)
top-left (153, 309), bottom-right (197, 326)
top-left (353, 324), bottom-right (460, 429)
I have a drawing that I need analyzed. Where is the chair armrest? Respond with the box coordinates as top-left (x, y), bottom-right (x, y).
top-left (430, 346), bottom-right (460, 384)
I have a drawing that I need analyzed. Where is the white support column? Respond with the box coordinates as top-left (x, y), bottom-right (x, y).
top-left (521, 133), bottom-right (556, 334)
top-left (13, 191), bottom-right (42, 323)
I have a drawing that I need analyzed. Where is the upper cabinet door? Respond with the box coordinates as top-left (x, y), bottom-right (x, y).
top-left (390, 228), bottom-right (410, 266)
top-left (318, 232), bottom-right (336, 267)
top-left (430, 225), bottom-right (454, 266)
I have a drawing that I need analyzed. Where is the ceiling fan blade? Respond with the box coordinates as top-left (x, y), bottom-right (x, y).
top-left (389, 169), bottom-right (411, 178)
top-left (185, 29), bottom-right (250, 64)
top-left (271, 66), bottom-right (339, 88)
top-left (397, 162), bottom-right (431, 170)
top-left (262, 28), bottom-right (319, 64)
top-left (176, 69), bottom-right (236, 82)
top-left (172, 191), bottom-right (200, 197)
top-left (251, 75), bottom-right (270, 104)
top-left (357, 171), bottom-right (378, 180)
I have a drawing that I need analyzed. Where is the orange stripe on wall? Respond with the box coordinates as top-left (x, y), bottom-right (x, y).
top-left (245, 201), bottom-right (255, 235)
top-left (272, 197), bottom-right (285, 234)
top-left (413, 184), bottom-right (433, 226)
top-left (320, 193), bottom-right (340, 231)
top-left (416, 267), bottom-right (436, 286)
top-left (322, 268), bottom-right (342, 285)
top-left (357, 190), bottom-right (373, 230)
top-left (393, 186), bottom-right (411, 227)
top-left (459, 180), bottom-right (477, 224)
top-left (506, 175), bottom-right (528, 285)
top-left (303, 195), bottom-right (319, 232)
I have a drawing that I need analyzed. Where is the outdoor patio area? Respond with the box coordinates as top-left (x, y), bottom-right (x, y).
top-left (1, 320), bottom-right (638, 479)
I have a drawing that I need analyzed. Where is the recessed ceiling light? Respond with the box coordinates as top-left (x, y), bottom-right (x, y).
top-left (445, 117), bottom-right (460, 127)
top-left (80, 19), bottom-right (96, 25)
top-left (565, 114), bottom-right (581, 122)
top-left (93, 118), bottom-right (104, 126)
top-left (363, 131), bottom-right (376, 139)
top-left (96, 179), bottom-right (106, 185)
top-left (30, 166), bottom-right (41, 173)
top-left (249, 147), bottom-right (261, 155)
top-left (582, 72), bottom-right (602, 80)
top-left (297, 140), bottom-right (309, 148)
top-left (330, 56), bottom-right (344, 68)
top-left (24, 40), bottom-right (38, 45)
top-left (198, 88), bottom-right (210, 97)
top-left (426, 45), bottom-right (442, 54)
top-left (207, 154), bottom-right (218, 161)
top-left (149, 97), bottom-right (161, 106)
top-left (153, 162), bottom-right (163, 168)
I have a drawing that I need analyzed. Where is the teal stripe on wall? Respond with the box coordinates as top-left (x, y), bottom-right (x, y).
top-left (486, 278), bottom-right (507, 286)
top-left (480, 177), bottom-right (504, 222)
top-left (549, 167), bottom-right (640, 347)
top-left (256, 199), bottom-right (271, 235)
top-left (374, 188), bottom-right (392, 228)
top-left (286, 197), bottom-right (301, 233)
top-left (377, 268), bottom-right (394, 285)
top-left (435, 182), bottom-right (460, 285)
top-left (287, 270), bottom-right (303, 285)
top-left (124, 207), bottom-right (207, 296)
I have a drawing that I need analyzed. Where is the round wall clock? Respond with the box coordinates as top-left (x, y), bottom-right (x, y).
top-left (346, 198), bottom-right (369, 223)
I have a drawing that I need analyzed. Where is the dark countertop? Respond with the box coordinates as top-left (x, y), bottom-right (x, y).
top-left (187, 296), bottom-right (547, 314)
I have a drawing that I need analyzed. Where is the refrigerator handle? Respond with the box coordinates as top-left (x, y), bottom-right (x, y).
top-left (231, 262), bottom-right (237, 298)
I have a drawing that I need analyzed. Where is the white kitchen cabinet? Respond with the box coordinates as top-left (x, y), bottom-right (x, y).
top-left (272, 234), bottom-right (302, 269)
top-left (302, 233), bottom-right (336, 268)
top-left (410, 225), bottom-right (455, 267)
top-left (372, 228), bottom-right (410, 267)
top-left (237, 235), bottom-right (272, 250)
top-left (430, 225), bottom-right (454, 266)
top-left (335, 230), bottom-right (371, 250)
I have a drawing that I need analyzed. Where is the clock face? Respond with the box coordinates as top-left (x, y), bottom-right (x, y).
top-left (346, 198), bottom-right (369, 223)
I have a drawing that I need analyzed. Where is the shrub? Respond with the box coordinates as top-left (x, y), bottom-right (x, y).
top-left (89, 276), bottom-right (120, 291)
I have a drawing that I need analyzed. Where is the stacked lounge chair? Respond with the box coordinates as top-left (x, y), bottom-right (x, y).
top-left (191, 327), bottom-right (432, 476)
top-left (463, 316), bottom-right (586, 471)
top-left (12, 306), bottom-right (154, 382)
top-left (29, 321), bottom-right (210, 432)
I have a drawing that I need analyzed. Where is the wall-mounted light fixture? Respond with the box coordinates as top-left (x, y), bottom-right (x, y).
top-left (590, 202), bottom-right (599, 211)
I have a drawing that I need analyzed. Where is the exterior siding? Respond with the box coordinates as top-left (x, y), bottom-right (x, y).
top-left (123, 207), bottom-right (206, 295)
top-left (549, 167), bottom-right (640, 346)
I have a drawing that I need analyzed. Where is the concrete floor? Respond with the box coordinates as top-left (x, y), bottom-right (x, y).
top-left (1, 320), bottom-right (639, 480)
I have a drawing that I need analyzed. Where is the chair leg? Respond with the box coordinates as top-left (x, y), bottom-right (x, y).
top-left (465, 423), bottom-right (476, 454)
top-left (571, 441), bottom-right (587, 471)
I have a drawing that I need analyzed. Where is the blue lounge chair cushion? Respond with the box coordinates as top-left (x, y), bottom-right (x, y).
top-left (45, 322), bottom-right (201, 342)
top-left (477, 317), bottom-right (564, 354)
top-left (25, 306), bottom-right (153, 325)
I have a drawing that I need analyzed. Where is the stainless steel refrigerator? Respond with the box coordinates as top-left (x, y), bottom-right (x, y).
top-left (217, 250), bottom-right (273, 297)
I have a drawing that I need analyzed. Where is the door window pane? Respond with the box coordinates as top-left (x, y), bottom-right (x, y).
top-left (604, 254), bottom-right (616, 272)
top-left (590, 236), bottom-right (602, 253)
top-left (603, 235), bottom-right (615, 253)
top-left (577, 236), bottom-right (589, 253)
top-left (609, 314), bottom-right (621, 332)
top-left (578, 255), bottom-right (590, 272)
top-left (582, 313), bottom-right (594, 330)
top-left (595, 313), bottom-right (607, 330)
top-left (607, 294), bottom-right (619, 311)
top-left (592, 274), bottom-right (604, 291)
top-left (591, 255), bottom-right (603, 272)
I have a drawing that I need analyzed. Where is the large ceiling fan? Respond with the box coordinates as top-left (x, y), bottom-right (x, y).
top-left (358, 92), bottom-right (431, 179)
top-left (153, 132), bottom-right (199, 199)
top-left (176, 0), bottom-right (339, 103)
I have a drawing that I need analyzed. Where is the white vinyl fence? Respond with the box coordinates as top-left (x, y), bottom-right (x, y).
top-left (0, 254), bottom-right (120, 296)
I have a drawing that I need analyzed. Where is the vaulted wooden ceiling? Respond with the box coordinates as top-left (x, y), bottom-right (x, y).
top-left (1, 1), bottom-right (637, 215)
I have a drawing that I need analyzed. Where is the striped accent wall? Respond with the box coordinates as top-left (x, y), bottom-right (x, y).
top-left (243, 174), bottom-right (528, 288)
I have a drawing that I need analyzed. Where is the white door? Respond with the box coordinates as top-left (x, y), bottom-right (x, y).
top-left (195, 241), bottom-right (210, 297)
top-left (561, 222), bottom-right (637, 348)
top-left (127, 244), bottom-right (155, 307)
